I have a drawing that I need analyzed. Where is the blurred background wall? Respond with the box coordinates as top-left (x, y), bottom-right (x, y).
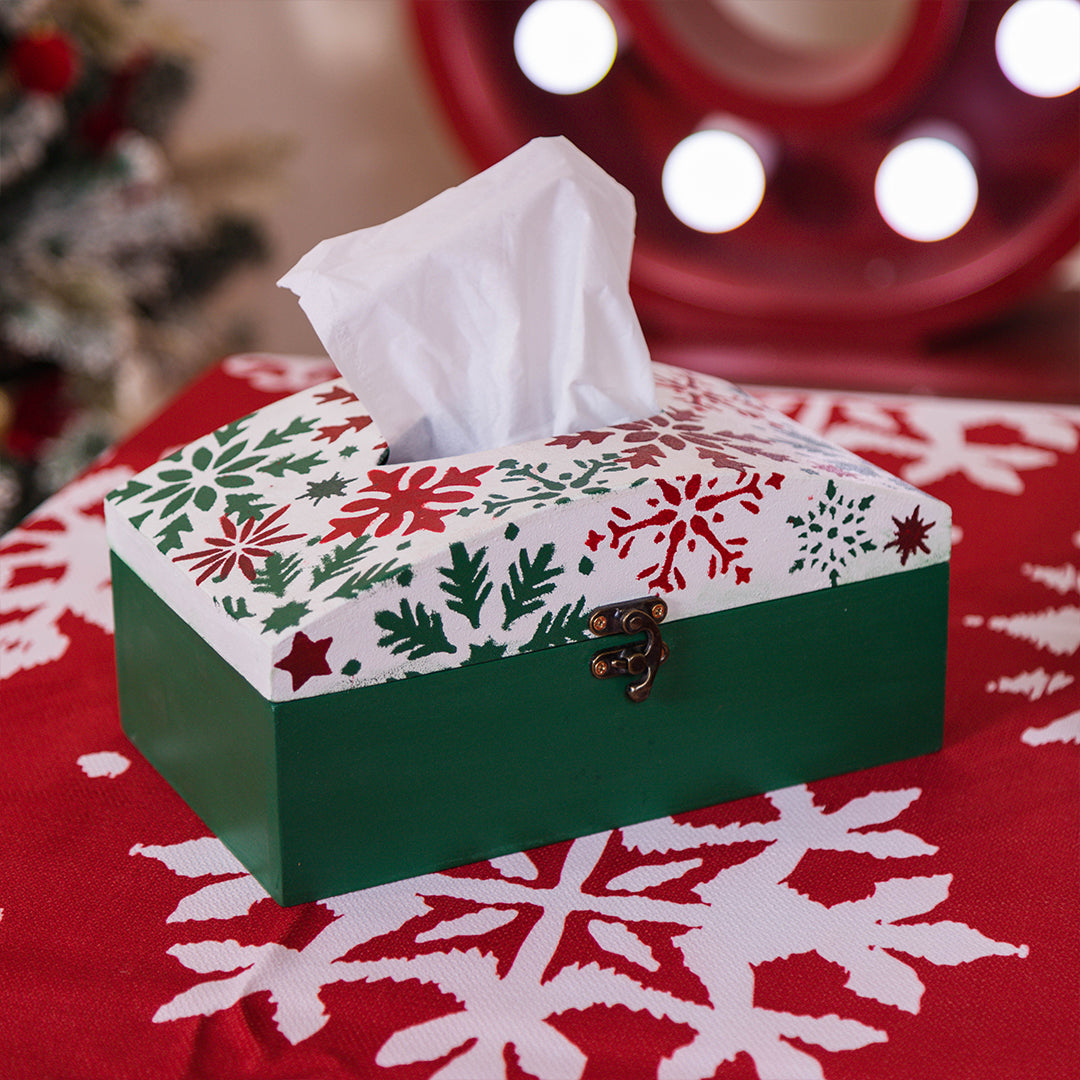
top-left (1, 0), bottom-right (1075, 530)
top-left (157, 0), bottom-right (471, 357)
top-left (160, 0), bottom-right (1078, 358)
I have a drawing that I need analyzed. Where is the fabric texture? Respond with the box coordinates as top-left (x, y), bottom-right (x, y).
top-left (2, 354), bottom-right (1076, 1080)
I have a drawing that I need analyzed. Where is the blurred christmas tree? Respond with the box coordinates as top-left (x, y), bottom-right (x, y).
top-left (0, 0), bottom-right (272, 531)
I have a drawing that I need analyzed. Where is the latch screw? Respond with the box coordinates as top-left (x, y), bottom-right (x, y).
top-left (587, 595), bottom-right (668, 702)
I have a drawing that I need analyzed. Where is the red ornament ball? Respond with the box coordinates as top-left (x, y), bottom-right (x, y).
top-left (9, 28), bottom-right (79, 95)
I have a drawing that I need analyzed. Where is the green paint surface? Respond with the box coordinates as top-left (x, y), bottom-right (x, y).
top-left (112, 554), bottom-right (948, 906)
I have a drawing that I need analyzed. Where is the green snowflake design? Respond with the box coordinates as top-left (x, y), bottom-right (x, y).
top-left (480, 455), bottom-right (626, 517)
top-left (107, 413), bottom-right (328, 550)
top-left (299, 471), bottom-right (356, 506)
top-left (787, 479), bottom-right (876, 587)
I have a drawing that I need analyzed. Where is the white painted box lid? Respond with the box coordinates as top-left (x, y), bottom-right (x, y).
top-left (105, 361), bottom-right (950, 702)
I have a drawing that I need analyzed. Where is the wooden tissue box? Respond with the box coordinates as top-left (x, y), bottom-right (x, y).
top-left (105, 362), bottom-right (949, 905)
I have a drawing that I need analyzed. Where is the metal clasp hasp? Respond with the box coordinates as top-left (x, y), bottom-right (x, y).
top-left (588, 596), bottom-right (669, 703)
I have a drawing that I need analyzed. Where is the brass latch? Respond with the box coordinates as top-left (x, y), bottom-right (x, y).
top-left (588, 596), bottom-right (669, 703)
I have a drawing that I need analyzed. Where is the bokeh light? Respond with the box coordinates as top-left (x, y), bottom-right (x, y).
top-left (662, 129), bottom-right (767, 233)
top-left (996, 0), bottom-right (1080, 98)
top-left (514, 0), bottom-right (618, 95)
top-left (875, 136), bottom-right (979, 242)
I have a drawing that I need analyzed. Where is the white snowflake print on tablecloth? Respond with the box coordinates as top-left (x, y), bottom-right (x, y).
top-left (77, 751), bottom-right (131, 778)
top-left (221, 353), bottom-right (338, 394)
top-left (965, 559), bottom-right (1080, 748)
top-left (1, 465), bottom-right (132, 678)
top-left (1021, 711), bottom-right (1080, 746)
top-left (749, 391), bottom-right (1080, 495)
top-left (132, 784), bottom-right (1025, 1080)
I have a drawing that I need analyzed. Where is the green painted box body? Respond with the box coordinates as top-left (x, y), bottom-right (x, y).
top-left (106, 363), bottom-right (950, 906)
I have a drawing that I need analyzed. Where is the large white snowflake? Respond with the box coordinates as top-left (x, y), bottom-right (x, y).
top-left (132, 784), bottom-right (1026, 1080)
top-left (1, 465), bottom-right (131, 678)
top-left (750, 390), bottom-right (1080, 495)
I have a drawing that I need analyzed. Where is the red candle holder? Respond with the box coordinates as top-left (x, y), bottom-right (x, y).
top-left (412, 0), bottom-right (1078, 350)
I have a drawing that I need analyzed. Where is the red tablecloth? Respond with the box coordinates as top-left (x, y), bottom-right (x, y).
top-left (2, 354), bottom-right (1077, 1080)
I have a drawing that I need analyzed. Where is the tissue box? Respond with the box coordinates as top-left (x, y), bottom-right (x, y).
top-left (106, 362), bottom-right (949, 905)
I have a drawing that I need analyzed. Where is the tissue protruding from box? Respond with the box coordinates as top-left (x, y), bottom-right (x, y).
top-left (278, 136), bottom-right (658, 463)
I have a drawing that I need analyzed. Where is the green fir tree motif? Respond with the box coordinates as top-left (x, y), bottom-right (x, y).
top-left (787, 479), bottom-right (877, 587)
top-left (483, 455), bottom-right (626, 517)
top-left (501, 543), bottom-right (564, 629)
top-left (211, 416), bottom-right (253, 447)
top-left (252, 551), bottom-right (303, 598)
top-left (521, 596), bottom-right (588, 651)
top-left (154, 512), bottom-right (192, 554)
top-left (224, 491), bottom-right (275, 523)
top-left (258, 451), bottom-right (327, 478)
top-left (107, 477), bottom-right (150, 504)
top-left (467, 639), bottom-right (509, 664)
top-left (261, 600), bottom-right (310, 635)
top-left (221, 596), bottom-right (254, 620)
top-left (254, 417), bottom-right (317, 449)
top-left (375, 599), bottom-right (456, 660)
top-left (329, 560), bottom-right (408, 599)
top-left (311, 533), bottom-right (411, 597)
top-left (311, 535), bottom-right (376, 588)
top-left (437, 542), bottom-right (492, 629)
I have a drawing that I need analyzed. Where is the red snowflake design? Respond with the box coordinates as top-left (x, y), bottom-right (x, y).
top-left (653, 368), bottom-right (773, 422)
top-left (323, 464), bottom-right (491, 543)
top-left (883, 505), bottom-right (935, 566)
top-left (549, 411), bottom-right (792, 471)
top-left (586, 471), bottom-right (784, 593)
top-left (173, 505), bottom-right (305, 585)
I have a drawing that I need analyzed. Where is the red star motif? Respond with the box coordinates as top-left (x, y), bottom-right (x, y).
top-left (275, 631), bottom-right (333, 691)
top-left (883, 505), bottom-right (935, 566)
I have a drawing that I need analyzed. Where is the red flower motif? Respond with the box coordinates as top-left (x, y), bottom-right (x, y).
top-left (173, 505), bottom-right (305, 585)
top-left (323, 464), bottom-right (491, 543)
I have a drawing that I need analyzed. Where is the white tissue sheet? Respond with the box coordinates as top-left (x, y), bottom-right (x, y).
top-left (277, 136), bottom-right (659, 462)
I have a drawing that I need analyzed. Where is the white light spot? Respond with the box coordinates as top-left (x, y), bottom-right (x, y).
top-left (514, 0), bottom-right (618, 95)
top-left (996, 0), bottom-right (1080, 98)
top-left (874, 137), bottom-right (978, 242)
top-left (662, 130), bottom-right (767, 233)
top-left (78, 751), bottom-right (131, 779)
